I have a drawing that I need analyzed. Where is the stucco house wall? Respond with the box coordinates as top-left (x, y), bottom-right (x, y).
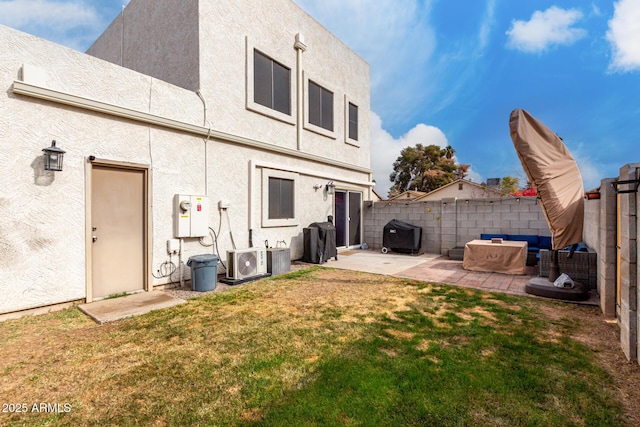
top-left (0, 0), bottom-right (371, 315)
top-left (0, 25), bottom-right (202, 314)
top-left (88, 0), bottom-right (371, 170)
top-left (87, 0), bottom-right (200, 92)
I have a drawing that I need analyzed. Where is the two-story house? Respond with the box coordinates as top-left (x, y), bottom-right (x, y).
top-left (0, 0), bottom-right (371, 316)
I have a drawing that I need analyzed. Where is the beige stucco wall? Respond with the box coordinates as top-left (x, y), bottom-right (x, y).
top-left (0, 25), bottom-right (206, 313)
top-left (88, 0), bottom-right (371, 171)
top-left (87, 0), bottom-right (200, 92)
top-left (0, 17), bottom-right (371, 314)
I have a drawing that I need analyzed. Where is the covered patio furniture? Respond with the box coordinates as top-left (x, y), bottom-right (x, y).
top-left (509, 108), bottom-right (589, 300)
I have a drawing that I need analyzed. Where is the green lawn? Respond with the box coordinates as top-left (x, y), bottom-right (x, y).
top-left (0, 267), bottom-right (627, 426)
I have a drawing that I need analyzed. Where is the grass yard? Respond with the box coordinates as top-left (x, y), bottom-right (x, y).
top-left (0, 267), bottom-right (637, 426)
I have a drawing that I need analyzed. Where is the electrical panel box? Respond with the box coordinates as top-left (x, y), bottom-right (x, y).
top-left (174, 194), bottom-right (209, 238)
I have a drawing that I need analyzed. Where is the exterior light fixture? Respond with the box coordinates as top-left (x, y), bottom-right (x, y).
top-left (42, 140), bottom-right (65, 171)
top-left (313, 184), bottom-right (323, 191)
top-left (325, 180), bottom-right (336, 195)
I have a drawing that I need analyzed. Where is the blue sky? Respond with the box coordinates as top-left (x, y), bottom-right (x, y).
top-left (1, 0), bottom-right (639, 196)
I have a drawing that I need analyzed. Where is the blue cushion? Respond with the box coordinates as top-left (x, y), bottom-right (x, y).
top-left (508, 234), bottom-right (540, 247)
top-left (539, 236), bottom-right (552, 249)
top-left (481, 233), bottom-right (508, 240)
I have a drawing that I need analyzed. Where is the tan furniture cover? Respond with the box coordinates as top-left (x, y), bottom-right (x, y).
top-left (463, 239), bottom-right (527, 275)
top-left (509, 108), bottom-right (584, 250)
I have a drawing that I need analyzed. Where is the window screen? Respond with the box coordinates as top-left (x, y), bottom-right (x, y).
top-left (309, 81), bottom-right (333, 131)
top-left (268, 177), bottom-right (294, 219)
top-left (348, 102), bottom-right (358, 141)
top-left (254, 50), bottom-right (291, 115)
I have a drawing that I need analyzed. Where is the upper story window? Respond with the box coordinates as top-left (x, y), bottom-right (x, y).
top-left (308, 80), bottom-right (333, 131)
top-left (348, 102), bottom-right (358, 141)
top-left (254, 50), bottom-right (291, 115)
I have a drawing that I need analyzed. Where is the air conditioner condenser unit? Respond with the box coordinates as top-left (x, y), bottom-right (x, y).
top-left (227, 248), bottom-right (267, 280)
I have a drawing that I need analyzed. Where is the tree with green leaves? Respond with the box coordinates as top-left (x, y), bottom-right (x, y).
top-left (388, 144), bottom-right (469, 196)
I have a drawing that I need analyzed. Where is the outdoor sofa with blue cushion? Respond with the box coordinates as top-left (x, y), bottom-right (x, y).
top-left (480, 233), bottom-right (553, 266)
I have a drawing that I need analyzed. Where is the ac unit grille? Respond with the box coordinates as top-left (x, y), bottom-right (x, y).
top-left (227, 248), bottom-right (267, 280)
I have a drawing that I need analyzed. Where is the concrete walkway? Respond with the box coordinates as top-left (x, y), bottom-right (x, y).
top-left (78, 291), bottom-right (186, 324)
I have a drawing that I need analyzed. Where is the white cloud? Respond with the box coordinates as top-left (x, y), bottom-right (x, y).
top-left (607, 0), bottom-right (640, 72)
top-left (371, 112), bottom-right (454, 197)
top-left (0, 0), bottom-right (102, 50)
top-left (506, 6), bottom-right (587, 53)
top-left (570, 144), bottom-right (604, 191)
top-left (478, 0), bottom-right (497, 54)
top-left (293, 0), bottom-right (437, 130)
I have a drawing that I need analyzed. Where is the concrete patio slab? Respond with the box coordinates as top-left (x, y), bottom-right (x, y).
top-left (78, 291), bottom-right (186, 324)
top-left (321, 250), bottom-right (600, 305)
top-left (319, 250), bottom-right (441, 275)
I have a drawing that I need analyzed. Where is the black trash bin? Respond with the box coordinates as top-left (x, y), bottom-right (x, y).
top-left (382, 219), bottom-right (422, 254)
top-left (303, 222), bottom-right (337, 263)
top-left (187, 254), bottom-right (219, 291)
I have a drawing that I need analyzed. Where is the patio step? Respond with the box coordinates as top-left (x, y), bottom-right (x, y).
top-left (448, 247), bottom-right (465, 261)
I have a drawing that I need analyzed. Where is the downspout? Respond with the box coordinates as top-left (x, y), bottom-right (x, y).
top-left (294, 33), bottom-right (307, 151)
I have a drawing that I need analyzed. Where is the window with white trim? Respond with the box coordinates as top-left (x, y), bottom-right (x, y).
top-left (268, 177), bottom-right (294, 219)
top-left (308, 80), bottom-right (333, 131)
top-left (348, 102), bottom-right (358, 141)
top-left (262, 169), bottom-right (298, 227)
top-left (254, 50), bottom-right (291, 115)
top-left (344, 95), bottom-right (360, 146)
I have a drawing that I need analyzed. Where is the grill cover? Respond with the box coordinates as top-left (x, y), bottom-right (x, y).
top-left (509, 108), bottom-right (584, 250)
top-left (383, 219), bottom-right (422, 254)
top-left (303, 222), bottom-right (337, 263)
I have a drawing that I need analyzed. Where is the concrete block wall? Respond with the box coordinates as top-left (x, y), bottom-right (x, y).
top-left (364, 200), bottom-right (441, 254)
top-left (618, 164), bottom-right (638, 361)
top-left (364, 197), bottom-right (549, 256)
top-left (583, 178), bottom-right (617, 317)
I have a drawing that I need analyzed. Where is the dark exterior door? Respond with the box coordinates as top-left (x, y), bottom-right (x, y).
top-left (334, 190), bottom-right (362, 248)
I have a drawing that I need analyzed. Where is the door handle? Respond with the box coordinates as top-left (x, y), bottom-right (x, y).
top-left (92, 236), bottom-right (98, 242)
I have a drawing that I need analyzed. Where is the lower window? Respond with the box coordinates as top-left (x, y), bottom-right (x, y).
top-left (262, 169), bottom-right (298, 227)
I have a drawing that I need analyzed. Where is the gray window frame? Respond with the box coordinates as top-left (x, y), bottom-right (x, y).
top-left (348, 102), bottom-right (358, 141)
top-left (268, 177), bottom-right (295, 220)
top-left (308, 80), bottom-right (334, 131)
top-left (253, 49), bottom-right (291, 116)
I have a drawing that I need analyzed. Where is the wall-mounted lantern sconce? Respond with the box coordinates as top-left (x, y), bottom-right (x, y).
top-left (42, 140), bottom-right (65, 171)
top-left (325, 180), bottom-right (336, 195)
